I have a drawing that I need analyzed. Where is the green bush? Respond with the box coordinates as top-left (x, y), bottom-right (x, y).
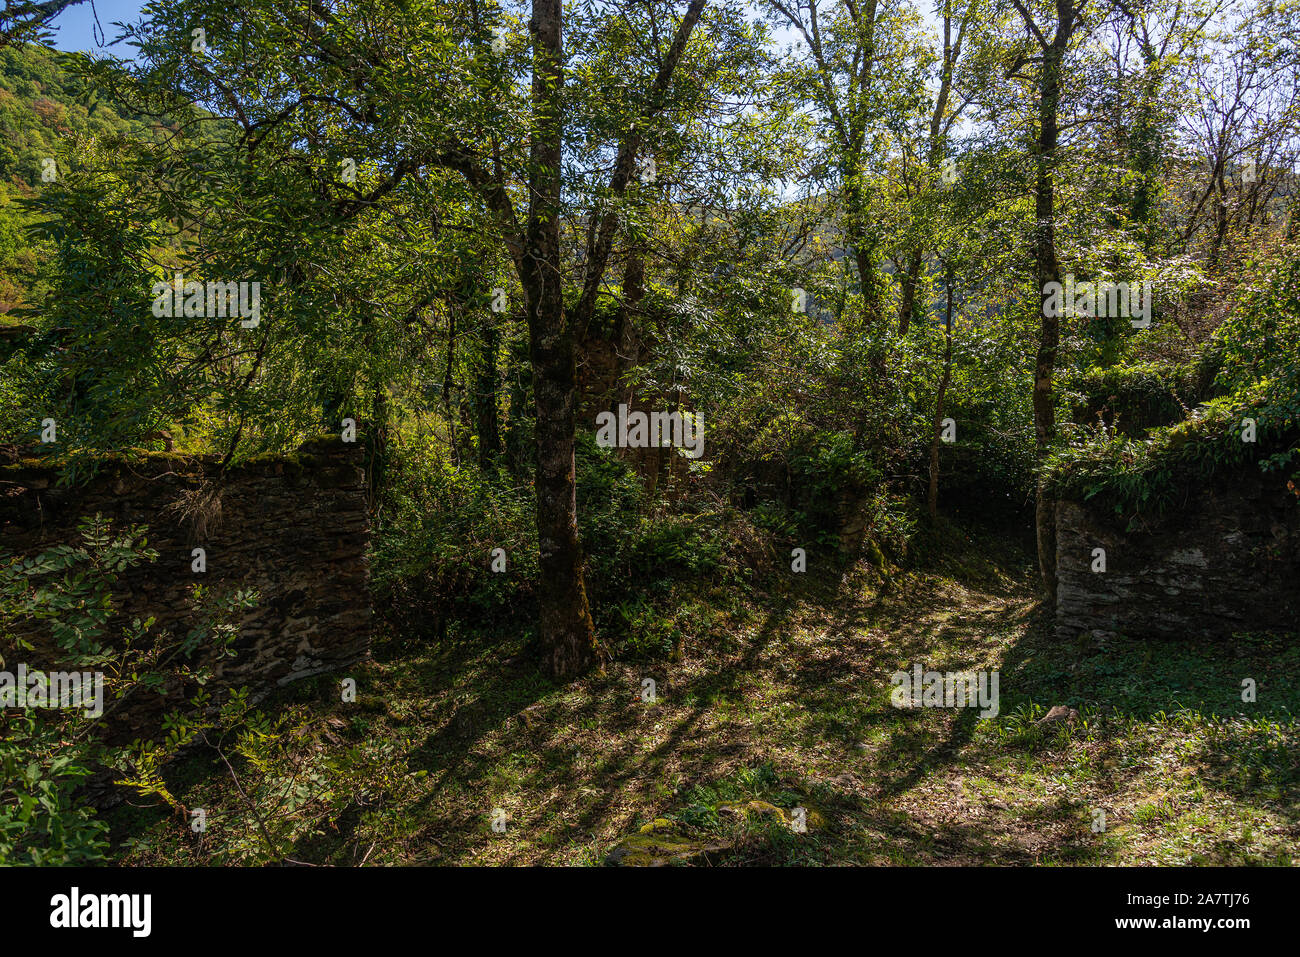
top-left (372, 449), bottom-right (539, 632)
top-left (1064, 353), bottom-right (1220, 437)
top-left (0, 516), bottom-right (252, 865)
top-left (1046, 249), bottom-right (1300, 519)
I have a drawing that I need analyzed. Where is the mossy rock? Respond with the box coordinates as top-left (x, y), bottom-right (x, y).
top-left (605, 801), bottom-right (826, 865)
top-left (603, 819), bottom-right (728, 867)
top-left (866, 541), bottom-right (888, 573)
top-left (717, 799), bottom-right (825, 831)
top-left (716, 799), bottom-right (785, 823)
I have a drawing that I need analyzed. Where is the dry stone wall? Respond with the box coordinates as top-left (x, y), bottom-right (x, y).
top-left (1055, 465), bottom-right (1300, 640)
top-left (0, 438), bottom-right (371, 737)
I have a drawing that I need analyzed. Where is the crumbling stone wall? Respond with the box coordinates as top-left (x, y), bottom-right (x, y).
top-left (0, 438), bottom-right (371, 735)
top-left (1055, 465), bottom-right (1300, 640)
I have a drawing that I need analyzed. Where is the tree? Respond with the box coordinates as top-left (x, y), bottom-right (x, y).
top-left (891, 0), bottom-right (981, 336)
top-left (1008, 0), bottom-right (1087, 599)
top-left (20, 0), bottom-right (727, 680)
top-left (432, 0), bottom-right (708, 677)
top-left (769, 0), bottom-right (918, 325)
top-left (0, 0), bottom-right (94, 46)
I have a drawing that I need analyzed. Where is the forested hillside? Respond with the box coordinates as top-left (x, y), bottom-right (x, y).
top-left (0, 42), bottom-right (161, 315)
top-left (0, 0), bottom-right (1296, 871)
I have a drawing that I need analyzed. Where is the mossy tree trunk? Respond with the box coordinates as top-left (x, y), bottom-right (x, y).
top-left (1013, 0), bottom-right (1081, 602)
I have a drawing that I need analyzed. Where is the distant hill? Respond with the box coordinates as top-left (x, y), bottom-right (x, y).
top-left (0, 42), bottom-right (156, 187)
top-left (0, 42), bottom-right (156, 315)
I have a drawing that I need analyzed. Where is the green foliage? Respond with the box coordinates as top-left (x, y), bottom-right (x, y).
top-left (372, 446), bottom-right (539, 631)
top-left (0, 44), bottom-right (159, 186)
top-left (0, 515), bottom-right (254, 865)
top-left (0, 43), bottom-right (163, 316)
top-left (17, 137), bottom-right (182, 468)
top-left (1064, 353), bottom-right (1220, 437)
top-left (373, 429), bottom-right (740, 656)
top-left (1213, 252), bottom-right (1300, 429)
top-left (0, 714), bottom-right (107, 864)
top-left (1046, 248), bottom-right (1300, 518)
top-left (1045, 394), bottom-right (1286, 520)
top-left (115, 687), bottom-right (404, 865)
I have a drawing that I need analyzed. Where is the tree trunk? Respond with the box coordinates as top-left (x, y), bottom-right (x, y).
top-left (1208, 168), bottom-right (1229, 270)
top-left (526, 304), bottom-right (598, 677)
top-left (1129, 74), bottom-right (1161, 254)
top-left (1026, 2), bottom-right (1076, 602)
top-left (524, 0), bottom-right (600, 679)
top-left (902, 0), bottom-right (961, 338)
top-left (475, 318), bottom-right (501, 468)
top-left (928, 273), bottom-right (955, 520)
top-left (504, 337), bottom-right (532, 477)
top-left (614, 246), bottom-right (645, 382)
top-left (847, 208), bottom-right (883, 328)
top-left (898, 248), bottom-right (924, 336)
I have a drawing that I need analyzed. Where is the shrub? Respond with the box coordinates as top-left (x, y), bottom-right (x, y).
top-left (0, 516), bottom-right (252, 864)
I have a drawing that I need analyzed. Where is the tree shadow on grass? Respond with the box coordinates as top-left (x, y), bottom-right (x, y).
top-left (404, 590), bottom-right (804, 863)
top-left (136, 542), bottom-right (1296, 866)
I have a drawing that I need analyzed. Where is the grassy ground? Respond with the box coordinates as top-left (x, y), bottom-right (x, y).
top-left (106, 525), bottom-right (1299, 866)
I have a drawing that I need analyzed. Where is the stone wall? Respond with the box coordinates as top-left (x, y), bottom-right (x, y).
top-left (0, 438), bottom-right (371, 737)
top-left (1055, 464), bottom-right (1300, 640)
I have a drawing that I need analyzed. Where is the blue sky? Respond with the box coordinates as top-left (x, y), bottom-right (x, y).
top-left (45, 1), bottom-right (912, 55)
top-left (46, 0), bottom-right (146, 53)
top-left (44, 2), bottom-right (936, 71)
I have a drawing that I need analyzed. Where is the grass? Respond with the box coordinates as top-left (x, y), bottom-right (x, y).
top-left (104, 523), bottom-right (1299, 866)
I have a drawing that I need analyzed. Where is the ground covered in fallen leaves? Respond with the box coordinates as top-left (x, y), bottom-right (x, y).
top-left (108, 525), bottom-right (1299, 866)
